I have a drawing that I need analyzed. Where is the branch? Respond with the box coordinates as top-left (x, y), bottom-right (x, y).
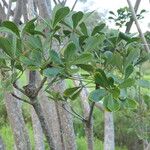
top-left (53, 0), bottom-right (58, 5)
top-left (62, 103), bottom-right (86, 122)
top-left (125, 0), bottom-right (141, 33)
top-left (6, 0), bottom-right (12, 20)
top-left (69, 104), bottom-right (85, 121)
top-left (2, 0), bottom-right (14, 16)
top-left (87, 102), bottom-right (95, 125)
top-left (127, 0), bottom-right (150, 52)
top-left (13, 82), bottom-right (27, 96)
top-left (35, 77), bottom-right (47, 96)
top-left (11, 93), bottom-right (32, 105)
top-left (71, 0), bottom-right (78, 11)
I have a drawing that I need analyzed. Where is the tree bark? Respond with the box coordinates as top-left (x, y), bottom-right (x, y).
top-left (5, 93), bottom-right (31, 150)
top-left (104, 111), bottom-right (115, 150)
top-left (74, 81), bottom-right (94, 150)
top-left (0, 136), bottom-right (5, 150)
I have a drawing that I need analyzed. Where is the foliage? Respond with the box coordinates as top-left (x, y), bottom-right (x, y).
top-left (0, 5), bottom-right (149, 112)
top-left (108, 7), bottom-right (147, 28)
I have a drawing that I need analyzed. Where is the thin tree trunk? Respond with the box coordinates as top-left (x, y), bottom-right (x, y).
top-left (31, 108), bottom-right (45, 150)
top-left (52, 80), bottom-right (77, 150)
top-left (0, 136), bottom-right (5, 150)
top-left (5, 93), bottom-right (31, 150)
top-left (35, 0), bottom-right (77, 149)
top-left (104, 111), bottom-right (115, 150)
top-left (28, 71), bottom-right (56, 150)
top-left (125, 0), bottom-right (141, 33)
top-left (74, 81), bottom-right (94, 150)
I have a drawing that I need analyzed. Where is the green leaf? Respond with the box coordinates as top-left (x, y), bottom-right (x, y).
top-left (76, 64), bottom-right (94, 73)
top-left (79, 22), bottom-right (88, 35)
top-left (22, 18), bottom-right (36, 35)
top-left (26, 35), bottom-right (42, 50)
top-left (70, 88), bottom-right (82, 100)
top-left (73, 53), bottom-right (93, 64)
top-left (111, 52), bottom-right (123, 72)
top-left (107, 77), bottom-right (114, 87)
top-left (137, 80), bottom-right (150, 88)
top-left (0, 37), bottom-right (13, 58)
top-left (119, 78), bottom-right (135, 89)
top-left (123, 98), bottom-right (138, 109)
top-left (64, 87), bottom-right (80, 97)
top-left (111, 87), bottom-right (120, 99)
top-left (103, 94), bottom-right (120, 111)
top-left (91, 23), bottom-right (105, 36)
top-left (53, 7), bottom-right (70, 27)
top-left (94, 69), bottom-right (109, 88)
top-left (125, 65), bottom-right (134, 79)
top-left (72, 11), bottom-right (84, 28)
top-left (0, 27), bottom-right (19, 37)
top-left (64, 42), bottom-right (76, 60)
top-left (2, 21), bottom-right (20, 37)
top-left (124, 48), bottom-right (140, 69)
top-left (43, 67), bottom-right (62, 77)
top-left (85, 35), bottom-right (105, 51)
top-left (49, 50), bottom-right (62, 64)
top-left (89, 89), bottom-right (107, 102)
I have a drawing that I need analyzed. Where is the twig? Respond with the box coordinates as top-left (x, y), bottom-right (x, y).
top-left (87, 102), bottom-right (95, 124)
top-left (127, 0), bottom-right (150, 52)
top-left (11, 93), bottom-right (32, 105)
top-left (71, 0), bottom-right (78, 11)
top-left (2, 0), bottom-right (14, 16)
top-left (6, 0), bottom-right (12, 20)
top-left (53, 0), bottom-right (58, 5)
top-left (62, 103), bottom-right (86, 122)
top-left (125, 0), bottom-right (141, 33)
top-left (69, 104), bottom-right (85, 120)
top-left (35, 77), bottom-right (47, 96)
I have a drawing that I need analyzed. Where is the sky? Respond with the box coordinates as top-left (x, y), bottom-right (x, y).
top-left (65, 0), bottom-right (150, 32)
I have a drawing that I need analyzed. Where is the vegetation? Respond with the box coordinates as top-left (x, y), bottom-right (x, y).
top-left (0, 0), bottom-right (150, 149)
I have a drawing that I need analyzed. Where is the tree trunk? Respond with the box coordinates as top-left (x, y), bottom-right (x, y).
top-left (5, 93), bottom-right (31, 150)
top-left (74, 81), bottom-right (94, 150)
top-left (0, 136), bottom-right (5, 150)
top-left (104, 111), bottom-right (115, 150)
top-left (31, 108), bottom-right (45, 150)
top-left (52, 81), bottom-right (77, 150)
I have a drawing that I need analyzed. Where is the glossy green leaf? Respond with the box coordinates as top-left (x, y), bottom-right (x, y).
top-left (85, 35), bottom-right (105, 51)
top-left (2, 21), bottom-right (20, 37)
top-left (125, 65), bottom-right (134, 79)
top-left (72, 11), bottom-right (83, 28)
top-left (64, 42), bottom-right (76, 60)
top-left (22, 18), bottom-right (36, 35)
top-left (119, 78), bottom-right (135, 89)
top-left (79, 22), bottom-right (88, 35)
top-left (76, 64), bottom-right (94, 73)
top-left (0, 37), bottom-right (13, 58)
top-left (49, 50), bottom-right (62, 64)
top-left (111, 87), bottom-right (120, 99)
top-left (43, 67), bottom-right (62, 77)
top-left (124, 98), bottom-right (138, 109)
top-left (89, 89), bottom-right (107, 102)
top-left (124, 48), bottom-right (140, 69)
top-left (70, 88), bottom-right (82, 100)
top-left (103, 94), bottom-right (120, 111)
top-left (73, 53), bottom-right (93, 64)
top-left (91, 23), bottom-right (105, 36)
top-left (53, 7), bottom-right (70, 27)
top-left (64, 87), bottom-right (80, 96)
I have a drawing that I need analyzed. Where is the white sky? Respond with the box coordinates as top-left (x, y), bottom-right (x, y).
top-left (65, 0), bottom-right (150, 32)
